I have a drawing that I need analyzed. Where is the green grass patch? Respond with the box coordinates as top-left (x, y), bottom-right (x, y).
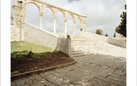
top-left (11, 41), bottom-right (56, 61)
top-left (11, 41), bottom-right (54, 53)
top-left (11, 51), bottom-right (58, 61)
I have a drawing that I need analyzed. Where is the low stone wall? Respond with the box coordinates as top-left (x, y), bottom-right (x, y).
top-left (11, 23), bottom-right (71, 57)
top-left (80, 32), bottom-right (108, 42)
top-left (107, 37), bottom-right (126, 48)
top-left (80, 32), bottom-right (126, 48)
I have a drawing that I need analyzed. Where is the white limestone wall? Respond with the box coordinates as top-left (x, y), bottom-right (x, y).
top-left (24, 24), bottom-right (59, 49)
top-left (107, 37), bottom-right (126, 48)
top-left (11, 25), bottom-right (15, 41)
top-left (11, 25), bottom-right (21, 41)
top-left (118, 33), bottom-right (126, 41)
top-left (24, 24), bottom-right (71, 56)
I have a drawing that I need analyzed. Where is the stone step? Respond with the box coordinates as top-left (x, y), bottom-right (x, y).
top-left (71, 48), bottom-right (85, 51)
top-left (71, 44), bottom-right (93, 47)
top-left (71, 53), bottom-right (85, 57)
top-left (71, 46), bottom-right (84, 49)
top-left (71, 51), bottom-right (83, 55)
top-left (71, 47), bottom-right (88, 49)
top-left (71, 48), bottom-right (81, 53)
top-left (71, 51), bottom-right (93, 57)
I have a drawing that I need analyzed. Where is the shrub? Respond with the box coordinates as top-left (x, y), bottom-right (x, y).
top-left (96, 29), bottom-right (103, 35)
top-left (105, 33), bottom-right (108, 37)
top-left (113, 33), bottom-right (116, 37)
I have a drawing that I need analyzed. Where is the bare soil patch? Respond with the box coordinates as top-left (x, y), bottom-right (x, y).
top-left (11, 52), bottom-right (74, 76)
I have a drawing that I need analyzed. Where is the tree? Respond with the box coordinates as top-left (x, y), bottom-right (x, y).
top-left (96, 29), bottom-right (103, 35)
top-left (105, 33), bottom-right (108, 37)
top-left (115, 5), bottom-right (126, 37)
top-left (113, 33), bottom-right (116, 37)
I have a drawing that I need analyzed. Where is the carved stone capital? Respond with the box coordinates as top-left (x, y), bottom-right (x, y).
top-left (64, 18), bottom-right (67, 22)
top-left (12, 5), bottom-right (18, 8)
top-left (73, 20), bottom-right (76, 24)
top-left (39, 12), bottom-right (43, 16)
top-left (53, 15), bottom-right (56, 19)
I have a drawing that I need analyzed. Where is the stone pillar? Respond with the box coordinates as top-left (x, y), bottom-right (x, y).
top-left (73, 20), bottom-right (76, 36)
top-left (79, 17), bottom-right (87, 32)
top-left (64, 19), bottom-right (67, 34)
top-left (53, 15), bottom-right (56, 33)
top-left (20, 3), bottom-right (26, 41)
top-left (22, 3), bottom-right (26, 24)
top-left (13, 6), bottom-right (20, 41)
top-left (83, 21), bottom-right (86, 32)
top-left (39, 12), bottom-right (43, 29)
top-left (81, 17), bottom-right (86, 32)
top-left (12, 0), bottom-right (22, 41)
top-left (80, 20), bottom-right (83, 32)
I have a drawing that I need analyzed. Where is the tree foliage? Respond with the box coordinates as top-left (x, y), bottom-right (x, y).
top-left (113, 33), bottom-right (116, 37)
top-left (115, 5), bottom-right (126, 37)
top-left (96, 29), bottom-right (103, 35)
top-left (105, 33), bottom-right (108, 37)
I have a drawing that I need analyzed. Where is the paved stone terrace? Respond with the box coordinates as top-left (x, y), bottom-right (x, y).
top-left (11, 54), bottom-right (126, 86)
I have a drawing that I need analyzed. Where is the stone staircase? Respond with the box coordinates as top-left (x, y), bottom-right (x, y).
top-left (70, 35), bottom-right (126, 58)
top-left (57, 34), bottom-right (126, 58)
top-left (56, 34), bottom-right (89, 57)
top-left (71, 35), bottom-right (92, 57)
top-left (57, 34), bottom-right (110, 57)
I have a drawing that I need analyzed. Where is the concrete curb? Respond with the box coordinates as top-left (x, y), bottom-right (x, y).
top-left (11, 59), bottom-right (76, 80)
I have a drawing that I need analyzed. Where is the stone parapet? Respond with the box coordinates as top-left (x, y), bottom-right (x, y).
top-left (107, 37), bottom-right (126, 48)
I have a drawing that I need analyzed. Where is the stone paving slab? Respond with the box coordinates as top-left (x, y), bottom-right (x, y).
top-left (11, 54), bottom-right (126, 86)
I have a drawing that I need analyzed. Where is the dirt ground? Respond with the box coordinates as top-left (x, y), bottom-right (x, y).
top-left (11, 52), bottom-right (74, 76)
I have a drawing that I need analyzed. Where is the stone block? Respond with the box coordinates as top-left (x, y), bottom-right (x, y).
top-left (14, 79), bottom-right (25, 86)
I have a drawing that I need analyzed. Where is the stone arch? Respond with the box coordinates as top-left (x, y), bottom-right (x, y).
top-left (77, 16), bottom-right (82, 22)
top-left (57, 10), bottom-right (66, 18)
top-left (26, 1), bottom-right (40, 11)
top-left (67, 14), bottom-right (74, 35)
top-left (25, 3), bottom-right (40, 27)
top-left (75, 16), bottom-right (81, 35)
top-left (56, 11), bottom-right (64, 33)
top-left (45, 6), bottom-right (55, 15)
top-left (67, 13), bottom-right (75, 20)
top-left (43, 7), bottom-right (54, 32)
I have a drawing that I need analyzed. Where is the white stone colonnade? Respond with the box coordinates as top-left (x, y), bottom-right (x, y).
top-left (12, 0), bottom-right (87, 41)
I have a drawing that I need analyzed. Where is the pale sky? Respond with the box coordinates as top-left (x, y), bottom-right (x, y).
top-left (11, 0), bottom-right (126, 37)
